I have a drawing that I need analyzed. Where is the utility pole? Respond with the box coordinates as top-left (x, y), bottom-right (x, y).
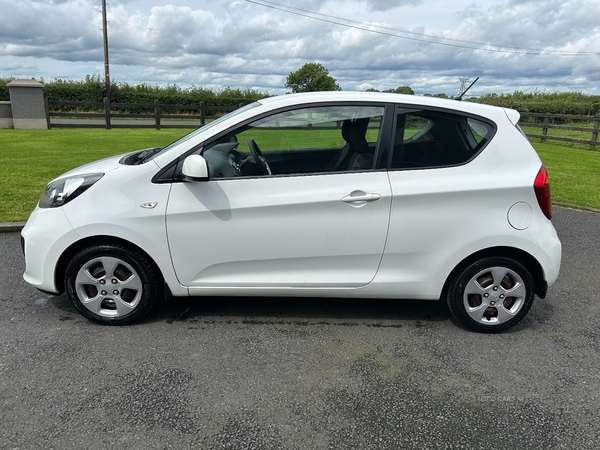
top-left (101, 0), bottom-right (111, 101)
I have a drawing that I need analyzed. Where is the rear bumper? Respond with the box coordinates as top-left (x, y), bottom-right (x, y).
top-left (529, 220), bottom-right (562, 290)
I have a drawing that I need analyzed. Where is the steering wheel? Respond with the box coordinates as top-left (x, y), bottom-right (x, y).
top-left (247, 139), bottom-right (272, 175)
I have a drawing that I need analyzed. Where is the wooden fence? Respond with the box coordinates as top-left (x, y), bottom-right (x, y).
top-left (520, 112), bottom-right (600, 148)
top-left (44, 100), bottom-right (600, 149)
top-left (45, 98), bottom-right (240, 130)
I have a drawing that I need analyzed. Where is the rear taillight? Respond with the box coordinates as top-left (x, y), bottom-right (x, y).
top-left (534, 166), bottom-right (552, 220)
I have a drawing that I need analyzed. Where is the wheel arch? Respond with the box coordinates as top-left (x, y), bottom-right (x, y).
top-left (54, 235), bottom-right (165, 294)
top-left (441, 246), bottom-right (547, 300)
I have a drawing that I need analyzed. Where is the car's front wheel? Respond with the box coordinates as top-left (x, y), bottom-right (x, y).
top-left (65, 243), bottom-right (161, 324)
top-left (447, 256), bottom-right (535, 333)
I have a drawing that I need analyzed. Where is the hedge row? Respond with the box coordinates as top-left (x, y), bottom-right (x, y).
top-left (0, 75), bottom-right (269, 108)
top-left (1, 76), bottom-right (599, 116)
top-left (471, 91), bottom-right (600, 116)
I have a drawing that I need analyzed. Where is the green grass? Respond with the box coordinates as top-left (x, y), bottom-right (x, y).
top-left (0, 129), bottom-right (189, 222)
top-left (1, 128), bottom-right (599, 222)
top-left (532, 140), bottom-right (600, 209)
top-left (235, 127), bottom-right (380, 152)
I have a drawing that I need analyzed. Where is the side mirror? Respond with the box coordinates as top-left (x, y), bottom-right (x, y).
top-left (182, 155), bottom-right (209, 182)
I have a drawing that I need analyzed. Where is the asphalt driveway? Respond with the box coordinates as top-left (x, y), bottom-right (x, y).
top-left (1, 206), bottom-right (599, 449)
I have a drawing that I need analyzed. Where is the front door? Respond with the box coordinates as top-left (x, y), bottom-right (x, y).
top-left (165, 103), bottom-right (392, 289)
top-left (166, 172), bottom-right (391, 288)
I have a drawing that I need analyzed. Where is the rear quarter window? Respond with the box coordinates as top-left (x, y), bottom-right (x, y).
top-left (391, 108), bottom-right (495, 169)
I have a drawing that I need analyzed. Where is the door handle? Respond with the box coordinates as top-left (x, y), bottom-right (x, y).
top-left (341, 192), bottom-right (382, 203)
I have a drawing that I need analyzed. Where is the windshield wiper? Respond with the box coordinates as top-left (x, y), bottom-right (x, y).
top-left (136, 147), bottom-right (162, 164)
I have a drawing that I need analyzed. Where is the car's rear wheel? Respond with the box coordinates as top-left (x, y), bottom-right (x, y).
top-left (447, 257), bottom-right (535, 333)
top-left (65, 244), bottom-right (161, 324)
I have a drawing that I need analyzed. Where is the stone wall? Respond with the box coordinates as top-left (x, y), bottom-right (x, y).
top-left (0, 101), bottom-right (13, 128)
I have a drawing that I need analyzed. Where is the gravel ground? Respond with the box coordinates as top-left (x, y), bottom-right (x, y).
top-left (1, 206), bottom-right (599, 449)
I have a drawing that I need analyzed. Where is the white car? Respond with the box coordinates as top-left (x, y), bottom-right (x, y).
top-left (22, 92), bottom-right (561, 332)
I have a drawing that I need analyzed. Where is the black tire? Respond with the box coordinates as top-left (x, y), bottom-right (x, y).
top-left (447, 256), bottom-right (535, 333)
top-left (65, 243), bottom-right (162, 325)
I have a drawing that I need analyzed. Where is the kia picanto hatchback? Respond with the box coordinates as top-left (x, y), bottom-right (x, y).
top-left (22, 92), bottom-right (561, 332)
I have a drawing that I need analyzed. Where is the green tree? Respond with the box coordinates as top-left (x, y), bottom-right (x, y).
top-left (423, 93), bottom-right (450, 98)
top-left (285, 63), bottom-right (341, 93)
top-left (383, 86), bottom-right (414, 95)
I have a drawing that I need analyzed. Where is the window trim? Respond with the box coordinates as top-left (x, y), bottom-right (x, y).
top-left (195, 101), bottom-right (394, 180)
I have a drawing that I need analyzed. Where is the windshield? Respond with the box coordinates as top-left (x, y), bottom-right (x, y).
top-left (146, 101), bottom-right (261, 161)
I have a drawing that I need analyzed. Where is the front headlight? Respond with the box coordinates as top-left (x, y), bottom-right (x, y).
top-left (39, 173), bottom-right (104, 208)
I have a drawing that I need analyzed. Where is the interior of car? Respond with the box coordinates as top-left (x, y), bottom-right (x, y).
top-left (202, 115), bottom-right (380, 178)
top-left (391, 111), bottom-right (493, 169)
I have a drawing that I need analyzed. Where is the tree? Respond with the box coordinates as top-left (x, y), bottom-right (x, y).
top-left (383, 86), bottom-right (414, 95)
top-left (285, 63), bottom-right (341, 93)
top-left (423, 93), bottom-right (450, 98)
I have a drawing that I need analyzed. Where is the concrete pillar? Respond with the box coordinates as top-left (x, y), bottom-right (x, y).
top-left (0, 101), bottom-right (13, 128)
top-left (8, 79), bottom-right (48, 129)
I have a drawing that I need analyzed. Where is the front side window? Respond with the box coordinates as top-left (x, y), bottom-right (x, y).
top-left (147, 102), bottom-right (261, 162)
top-left (202, 105), bottom-right (385, 178)
top-left (391, 108), bottom-right (494, 169)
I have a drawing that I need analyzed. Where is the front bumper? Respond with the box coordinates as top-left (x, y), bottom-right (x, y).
top-left (22, 206), bottom-right (80, 293)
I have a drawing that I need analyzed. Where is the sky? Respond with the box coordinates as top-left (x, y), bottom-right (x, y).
top-left (0, 0), bottom-right (599, 96)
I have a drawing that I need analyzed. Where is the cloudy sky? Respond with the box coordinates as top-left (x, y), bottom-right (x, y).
top-left (1, 0), bottom-right (599, 96)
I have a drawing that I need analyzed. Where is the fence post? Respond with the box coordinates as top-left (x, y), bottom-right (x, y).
top-left (200, 101), bottom-right (205, 126)
top-left (541, 116), bottom-right (549, 142)
top-left (592, 118), bottom-right (599, 149)
top-left (154, 99), bottom-right (161, 130)
top-left (44, 95), bottom-right (51, 129)
top-left (103, 97), bottom-right (111, 130)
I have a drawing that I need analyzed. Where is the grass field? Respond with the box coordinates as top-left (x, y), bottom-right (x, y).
top-left (0, 128), bottom-right (598, 222)
top-left (532, 139), bottom-right (600, 208)
top-left (0, 129), bottom-right (190, 222)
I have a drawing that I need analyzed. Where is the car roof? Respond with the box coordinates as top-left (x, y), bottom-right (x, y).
top-left (257, 91), bottom-right (517, 122)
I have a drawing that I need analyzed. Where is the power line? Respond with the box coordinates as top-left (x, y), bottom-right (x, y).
top-left (245, 0), bottom-right (600, 57)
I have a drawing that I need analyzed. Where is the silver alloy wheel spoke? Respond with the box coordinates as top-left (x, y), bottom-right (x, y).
top-left (82, 290), bottom-right (104, 313)
top-left (505, 282), bottom-right (526, 299)
top-left (466, 302), bottom-right (496, 323)
top-left (100, 257), bottom-right (121, 280)
top-left (495, 303), bottom-right (516, 322)
top-left (75, 267), bottom-right (101, 286)
top-left (120, 274), bottom-right (143, 291)
top-left (468, 303), bottom-right (487, 321)
top-left (115, 295), bottom-right (138, 316)
top-left (465, 278), bottom-right (487, 295)
top-left (490, 266), bottom-right (510, 286)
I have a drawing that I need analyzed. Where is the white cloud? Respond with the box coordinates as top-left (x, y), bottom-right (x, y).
top-left (0, 0), bottom-right (598, 95)
top-left (367, 0), bottom-right (424, 11)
